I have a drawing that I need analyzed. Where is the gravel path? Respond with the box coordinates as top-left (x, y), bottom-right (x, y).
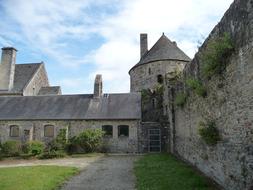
top-left (61, 155), bottom-right (139, 190)
top-left (0, 155), bottom-right (103, 169)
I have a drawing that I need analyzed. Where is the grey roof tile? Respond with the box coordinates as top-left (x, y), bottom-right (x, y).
top-left (0, 93), bottom-right (141, 120)
top-left (38, 86), bottom-right (61, 95)
top-left (130, 34), bottom-right (191, 71)
top-left (12, 63), bottom-right (42, 92)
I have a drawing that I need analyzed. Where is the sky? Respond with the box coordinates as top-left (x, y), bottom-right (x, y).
top-left (0, 0), bottom-right (234, 94)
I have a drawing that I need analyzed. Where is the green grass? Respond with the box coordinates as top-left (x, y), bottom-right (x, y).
top-left (0, 165), bottom-right (79, 190)
top-left (134, 154), bottom-right (218, 190)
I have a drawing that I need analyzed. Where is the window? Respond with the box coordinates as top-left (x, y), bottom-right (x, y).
top-left (152, 98), bottom-right (157, 109)
top-left (148, 68), bottom-right (151, 75)
top-left (102, 125), bottom-right (113, 137)
top-left (44, 125), bottom-right (54, 137)
top-left (157, 75), bottom-right (163, 84)
top-left (10, 125), bottom-right (19, 137)
top-left (118, 125), bottom-right (129, 137)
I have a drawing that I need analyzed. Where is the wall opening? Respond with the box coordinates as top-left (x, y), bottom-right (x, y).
top-left (10, 125), bottom-right (19, 137)
top-left (118, 125), bottom-right (129, 137)
top-left (102, 125), bottom-right (113, 137)
top-left (44, 125), bottom-right (54, 137)
top-left (157, 75), bottom-right (163, 84)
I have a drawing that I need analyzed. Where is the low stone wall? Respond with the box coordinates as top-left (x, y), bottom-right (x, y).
top-left (168, 1), bottom-right (253, 189)
top-left (0, 119), bottom-right (140, 153)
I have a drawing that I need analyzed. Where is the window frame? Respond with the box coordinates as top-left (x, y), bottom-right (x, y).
top-left (157, 74), bottom-right (163, 84)
top-left (118, 125), bottom-right (129, 137)
top-left (9, 125), bottom-right (19, 137)
top-left (102, 125), bottom-right (113, 137)
top-left (44, 125), bottom-right (54, 137)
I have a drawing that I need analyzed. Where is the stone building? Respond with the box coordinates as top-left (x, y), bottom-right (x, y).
top-left (0, 47), bottom-right (61, 96)
top-left (129, 33), bottom-right (191, 92)
top-left (0, 48), bottom-right (141, 153)
top-left (129, 33), bottom-right (191, 153)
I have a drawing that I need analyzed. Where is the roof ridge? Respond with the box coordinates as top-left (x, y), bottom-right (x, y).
top-left (16, 62), bottom-right (43, 65)
top-left (129, 34), bottom-right (191, 72)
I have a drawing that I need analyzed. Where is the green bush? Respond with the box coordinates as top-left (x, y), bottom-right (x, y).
top-left (27, 141), bottom-right (45, 156)
top-left (2, 140), bottom-right (22, 156)
top-left (175, 93), bottom-right (187, 107)
top-left (47, 129), bottom-right (67, 152)
top-left (186, 78), bottom-right (207, 97)
top-left (76, 129), bottom-right (105, 153)
top-left (65, 136), bottom-right (79, 154)
top-left (198, 121), bottom-right (220, 145)
top-left (38, 150), bottom-right (66, 159)
top-left (201, 32), bottom-right (234, 78)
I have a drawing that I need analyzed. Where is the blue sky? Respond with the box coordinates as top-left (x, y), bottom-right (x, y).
top-left (0, 0), bottom-right (233, 94)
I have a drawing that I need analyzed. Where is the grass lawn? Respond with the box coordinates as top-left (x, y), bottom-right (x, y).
top-left (134, 154), bottom-right (218, 190)
top-left (0, 165), bottom-right (79, 190)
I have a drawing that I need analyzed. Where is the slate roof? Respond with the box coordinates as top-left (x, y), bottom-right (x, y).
top-left (38, 86), bottom-right (61, 95)
top-left (129, 34), bottom-right (191, 72)
top-left (0, 93), bottom-right (141, 120)
top-left (12, 63), bottom-right (42, 92)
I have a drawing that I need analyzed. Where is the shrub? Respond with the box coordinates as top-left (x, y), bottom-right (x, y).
top-left (186, 78), bottom-right (207, 97)
top-left (38, 150), bottom-right (66, 159)
top-left (201, 32), bottom-right (234, 78)
top-left (65, 136), bottom-right (79, 154)
top-left (2, 140), bottom-right (21, 156)
top-left (27, 141), bottom-right (45, 156)
top-left (175, 93), bottom-right (187, 107)
top-left (198, 121), bottom-right (220, 145)
top-left (76, 129), bottom-right (105, 153)
top-left (47, 129), bottom-right (67, 152)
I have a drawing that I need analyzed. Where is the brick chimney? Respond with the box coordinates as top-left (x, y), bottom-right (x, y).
top-left (94, 74), bottom-right (103, 98)
top-left (0, 47), bottom-right (17, 91)
top-left (140, 33), bottom-right (148, 58)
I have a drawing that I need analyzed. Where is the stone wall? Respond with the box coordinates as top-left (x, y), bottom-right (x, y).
top-left (167, 0), bottom-right (253, 189)
top-left (138, 122), bottom-right (169, 153)
top-left (129, 60), bottom-right (185, 92)
top-left (0, 119), bottom-right (140, 153)
top-left (23, 64), bottom-right (49, 96)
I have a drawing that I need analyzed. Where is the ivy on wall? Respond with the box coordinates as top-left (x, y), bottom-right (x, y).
top-left (198, 120), bottom-right (221, 146)
top-left (200, 32), bottom-right (234, 79)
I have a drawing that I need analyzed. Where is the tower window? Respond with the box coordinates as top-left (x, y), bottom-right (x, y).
top-left (148, 68), bottom-right (151, 75)
top-left (157, 75), bottom-right (163, 84)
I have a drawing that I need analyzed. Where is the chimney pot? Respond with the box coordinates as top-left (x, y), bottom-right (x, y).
top-left (140, 33), bottom-right (148, 58)
top-left (0, 47), bottom-right (17, 91)
top-left (94, 74), bottom-right (103, 98)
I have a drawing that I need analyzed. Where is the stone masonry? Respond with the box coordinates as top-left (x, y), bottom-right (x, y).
top-left (166, 0), bottom-right (253, 189)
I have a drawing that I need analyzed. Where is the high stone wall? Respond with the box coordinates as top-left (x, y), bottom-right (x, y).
top-left (167, 0), bottom-right (253, 189)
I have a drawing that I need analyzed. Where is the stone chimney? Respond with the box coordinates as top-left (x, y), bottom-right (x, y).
top-left (140, 33), bottom-right (148, 58)
top-left (0, 47), bottom-right (17, 91)
top-left (94, 74), bottom-right (102, 98)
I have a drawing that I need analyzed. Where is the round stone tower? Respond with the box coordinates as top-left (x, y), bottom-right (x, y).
top-left (129, 33), bottom-right (191, 92)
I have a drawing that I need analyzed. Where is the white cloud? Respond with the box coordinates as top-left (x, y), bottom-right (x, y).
top-left (89, 0), bottom-right (234, 92)
top-left (1, 0), bottom-right (234, 93)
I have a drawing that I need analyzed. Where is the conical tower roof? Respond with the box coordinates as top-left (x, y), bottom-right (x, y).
top-left (129, 34), bottom-right (191, 72)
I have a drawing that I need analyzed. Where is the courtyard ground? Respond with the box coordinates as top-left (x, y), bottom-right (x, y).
top-left (0, 154), bottom-right (219, 190)
top-left (61, 155), bottom-right (139, 190)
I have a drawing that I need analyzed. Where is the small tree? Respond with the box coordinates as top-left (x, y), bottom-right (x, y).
top-left (76, 129), bottom-right (105, 153)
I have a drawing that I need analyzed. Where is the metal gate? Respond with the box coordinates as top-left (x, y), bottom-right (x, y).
top-left (148, 129), bottom-right (161, 153)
